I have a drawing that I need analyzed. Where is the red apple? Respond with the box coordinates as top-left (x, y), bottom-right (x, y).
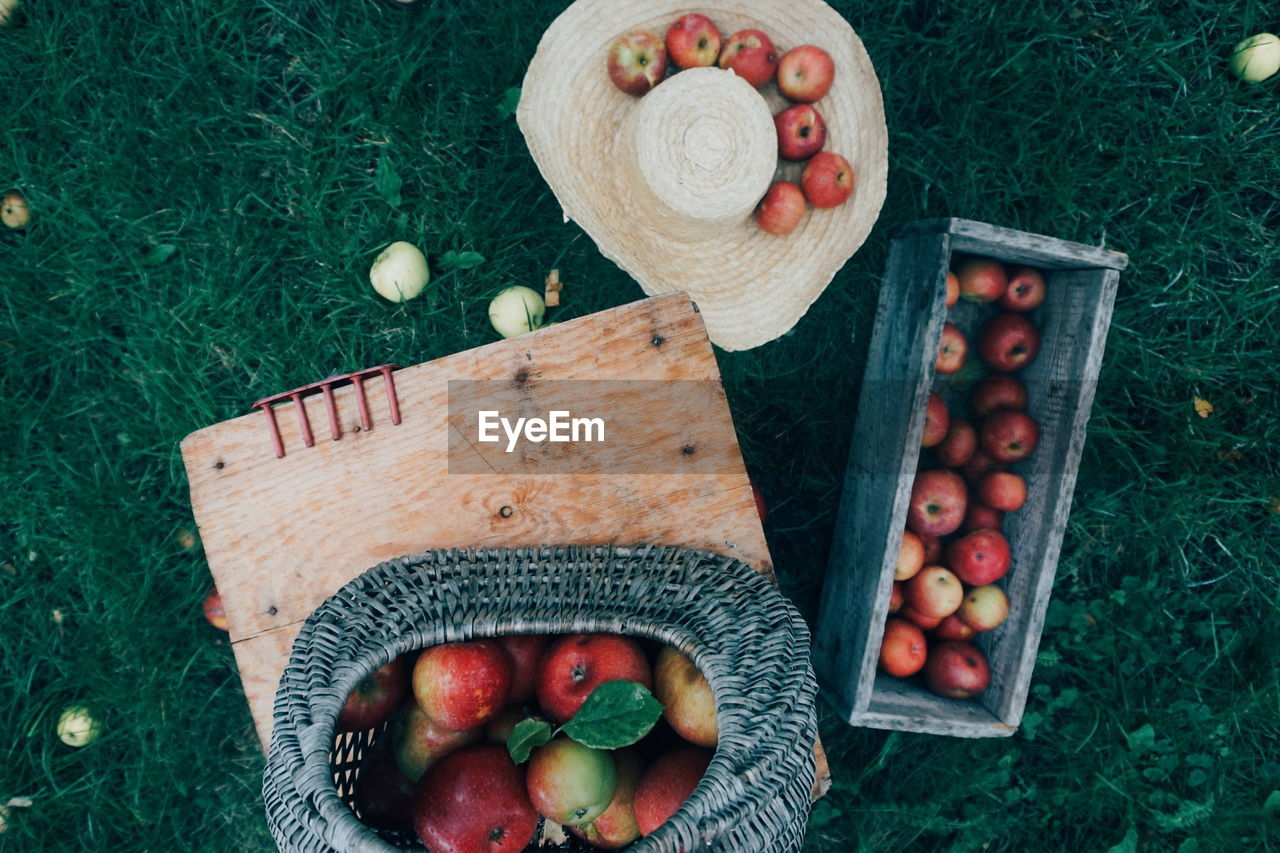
top-left (202, 587), bottom-right (228, 631)
top-left (936, 322), bottom-right (968, 374)
top-left (900, 606), bottom-right (944, 630)
top-left (800, 151), bottom-right (854, 208)
top-left (878, 617), bottom-right (927, 677)
top-left (654, 646), bottom-right (717, 747)
top-left (718, 29), bottom-right (778, 88)
top-left (608, 31), bottom-right (668, 96)
top-left (754, 181), bottom-right (806, 236)
top-left (393, 703), bottom-right (482, 782)
top-left (970, 375), bottom-right (1028, 418)
top-left (354, 738), bottom-right (416, 833)
top-left (568, 749), bottom-right (643, 849)
top-left (895, 529), bottom-right (925, 581)
top-left (903, 565), bottom-right (964, 619)
top-left (979, 471), bottom-right (1027, 512)
top-left (919, 533), bottom-right (943, 566)
top-left (980, 410), bottom-right (1040, 463)
top-left (999, 266), bottom-right (1047, 312)
top-left (924, 641), bottom-right (991, 699)
top-left (906, 469), bottom-right (967, 537)
top-left (413, 640), bottom-right (512, 731)
top-left (634, 748), bottom-right (712, 836)
top-left (922, 392), bottom-right (950, 448)
top-left (751, 479), bottom-right (768, 523)
top-left (963, 449), bottom-right (1005, 487)
top-left (977, 313), bottom-right (1041, 373)
top-left (946, 529), bottom-right (1012, 586)
top-left (961, 501), bottom-right (1004, 534)
top-left (931, 613), bottom-right (977, 642)
top-left (484, 705), bottom-right (527, 744)
top-left (955, 258), bottom-right (1008, 303)
top-left (496, 634), bottom-right (551, 705)
top-left (776, 44), bottom-right (835, 102)
top-left (338, 655), bottom-right (410, 732)
top-left (414, 744), bottom-right (538, 853)
top-left (664, 13), bottom-right (721, 69)
top-left (775, 104), bottom-right (827, 161)
top-left (958, 584), bottom-right (1009, 632)
top-left (935, 418), bottom-right (978, 468)
top-left (536, 634), bottom-right (653, 724)
top-left (527, 738), bottom-right (618, 827)
top-left (945, 272), bottom-right (960, 308)
top-left (888, 581), bottom-right (904, 614)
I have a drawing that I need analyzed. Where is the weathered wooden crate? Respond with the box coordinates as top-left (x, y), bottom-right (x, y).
top-left (813, 218), bottom-right (1128, 737)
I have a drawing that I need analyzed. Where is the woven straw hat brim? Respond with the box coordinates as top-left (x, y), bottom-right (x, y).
top-left (518, 0), bottom-right (888, 351)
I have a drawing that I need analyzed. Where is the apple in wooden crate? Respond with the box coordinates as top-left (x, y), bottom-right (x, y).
top-left (955, 258), bottom-right (1007, 303)
top-left (978, 313), bottom-right (1041, 372)
top-left (924, 641), bottom-right (991, 699)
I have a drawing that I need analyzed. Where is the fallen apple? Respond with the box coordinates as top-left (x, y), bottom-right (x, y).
top-left (56, 705), bottom-right (102, 748)
top-left (489, 285), bottom-right (546, 339)
top-left (1, 191), bottom-right (29, 228)
top-left (202, 587), bottom-right (229, 632)
top-left (1229, 33), bottom-right (1280, 83)
top-left (370, 241), bottom-right (430, 303)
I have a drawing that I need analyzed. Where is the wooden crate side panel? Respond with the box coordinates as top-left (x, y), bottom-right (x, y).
top-left (982, 268), bottom-right (1121, 725)
top-left (894, 219), bottom-right (1129, 271)
top-left (813, 232), bottom-right (951, 721)
top-left (849, 674), bottom-right (1015, 737)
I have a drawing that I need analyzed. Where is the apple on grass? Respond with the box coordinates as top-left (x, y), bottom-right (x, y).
top-left (338, 654), bottom-right (410, 732)
top-left (922, 392), bottom-right (950, 448)
top-left (665, 14), bottom-right (720, 69)
top-left (414, 744), bottom-right (538, 853)
top-left (202, 587), bottom-right (228, 632)
top-left (1000, 266), bottom-right (1047, 312)
top-left (924, 641), bottom-right (991, 699)
top-left (978, 313), bottom-right (1041, 373)
top-left (776, 45), bottom-right (835, 103)
top-left (393, 703), bottom-right (481, 782)
top-left (979, 471), bottom-right (1027, 512)
top-left (932, 613), bottom-right (977, 642)
top-left (980, 410), bottom-right (1040, 463)
top-left (906, 469), bottom-right (968, 537)
top-left (754, 182), bottom-right (806, 236)
top-left (608, 31), bottom-right (668, 96)
top-left (946, 529), bottom-right (1012, 586)
top-left (935, 322), bottom-right (967, 374)
top-left (568, 749), bottom-right (643, 849)
top-left (958, 585), bottom-right (1009, 631)
top-left (935, 418), bottom-right (977, 468)
top-left (970, 374), bottom-right (1028, 418)
top-left (895, 529), bottom-right (925, 581)
top-left (496, 634), bottom-right (552, 705)
top-left (654, 646), bottom-right (717, 747)
top-left (903, 565), bottom-right (964, 619)
top-left (527, 738), bottom-right (618, 827)
top-left (878, 617), bottom-right (927, 677)
top-left (536, 634), bottom-right (652, 724)
top-left (634, 748), bottom-right (712, 837)
top-left (775, 104), bottom-right (827, 162)
top-left (955, 258), bottom-right (1007, 303)
top-left (800, 152), bottom-right (854, 209)
top-left (413, 640), bottom-right (512, 731)
top-left (718, 29), bottom-right (778, 88)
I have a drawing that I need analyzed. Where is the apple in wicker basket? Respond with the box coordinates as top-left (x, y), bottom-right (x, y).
top-left (568, 748), bottom-right (643, 849)
top-left (536, 634), bottom-right (653, 724)
top-left (414, 743), bottom-right (539, 853)
top-left (527, 737), bottom-right (618, 827)
top-left (633, 747), bottom-right (713, 837)
top-left (337, 655), bottom-right (410, 732)
top-left (354, 738), bottom-right (416, 833)
top-left (654, 646), bottom-right (718, 747)
top-left (495, 634), bottom-right (552, 705)
top-left (413, 639), bottom-right (512, 731)
top-left (392, 703), bottom-right (481, 782)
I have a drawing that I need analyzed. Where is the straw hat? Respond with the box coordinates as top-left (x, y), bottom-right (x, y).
top-left (518, 0), bottom-right (888, 351)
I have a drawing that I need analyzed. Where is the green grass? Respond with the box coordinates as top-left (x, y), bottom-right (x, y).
top-left (1, 0), bottom-right (1277, 850)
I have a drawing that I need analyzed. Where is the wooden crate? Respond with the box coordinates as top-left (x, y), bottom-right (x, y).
top-left (813, 218), bottom-right (1128, 737)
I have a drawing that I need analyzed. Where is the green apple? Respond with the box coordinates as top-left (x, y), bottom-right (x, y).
top-left (392, 702), bottom-right (479, 782)
top-left (569, 748), bottom-right (643, 848)
top-left (488, 286), bottom-right (545, 338)
top-left (526, 737), bottom-right (617, 826)
top-left (370, 241), bottom-right (430, 302)
top-left (1230, 33), bottom-right (1280, 83)
top-left (56, 705), bottom-right (102, 748)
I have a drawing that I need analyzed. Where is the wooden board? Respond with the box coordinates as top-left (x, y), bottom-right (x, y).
top-left (181, 292), bottom-right (828, 791)
top-left (814, 219), bottom-right (1127, 737)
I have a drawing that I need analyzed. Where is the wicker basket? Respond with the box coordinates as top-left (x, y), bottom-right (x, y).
top-left (262, 545), bottom-right (819, 852)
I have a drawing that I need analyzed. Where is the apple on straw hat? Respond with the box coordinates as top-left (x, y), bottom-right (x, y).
top-left (518, 0), bottom-right (888, 351)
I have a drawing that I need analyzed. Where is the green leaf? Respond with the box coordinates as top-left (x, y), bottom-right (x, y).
top-left (1104, 827), bottom-right (1138, 853)
top-left (139, 244), bottom-right (178, 267)
top-left (439, 250), bottom-right (485, 271)
top-left (1264, 790), bottom-right (1280, 816)
top-left (1151, 796), bottom-right (1214, 832)
top-left (1125, 723), bottom-right (1156, 756)
top-left (375, 151), bottom-right (402, 207)
top-left (506, 718), bottom-right (552, 764)
top-left (560, 680), bottom-right (664, 750)
top-left (497, 86), bottom-right (521, 119)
